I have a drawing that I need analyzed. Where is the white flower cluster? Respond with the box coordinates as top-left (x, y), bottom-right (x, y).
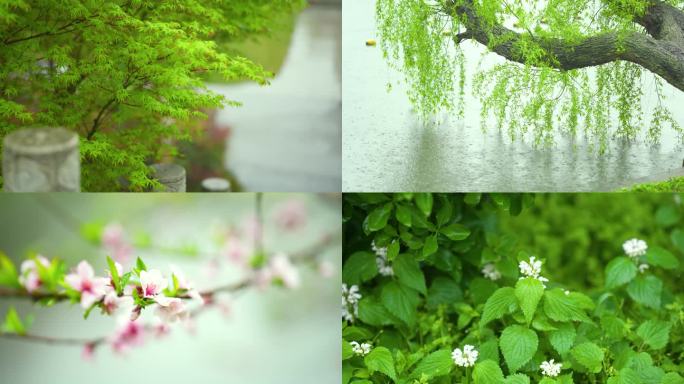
top-left (451, 344), bottom-right (478, 367)
top-left (623, 238), bottom-right (647, 258)
top-left (372, 241), bottom-right (393, 276)
top-left (350, 341), bottom-right (372, 356)
top-left (342, 284), bottom-right (362, 322)
top-left (540, 359), bottom-right (562, 377)
top-left (638, 263), bottom-right (650, 273)
top-left (519, 256), bottom-right (549, 287)
top-left (481, 263), bottom-right (501, 281)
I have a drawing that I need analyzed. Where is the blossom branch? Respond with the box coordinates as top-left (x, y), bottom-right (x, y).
top-left (0, 229), bottom-right (339, 349)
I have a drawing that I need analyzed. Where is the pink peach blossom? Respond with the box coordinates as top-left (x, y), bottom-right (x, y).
top-left (155, 296), bottom-right (188, 323)
top-left (274, 199), bottom-right (307, 230)
top-left (18, 255), bottom-right (50, 293)
top-left (110, 317), bottom-right (144, 353)
top-left (65, 261), bottom-right (109, 308)
top-left (139, 269), bottom-right (168, 298)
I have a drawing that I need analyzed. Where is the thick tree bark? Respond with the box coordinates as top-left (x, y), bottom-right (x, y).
top-left (450, 0), bottom-right (684, 92)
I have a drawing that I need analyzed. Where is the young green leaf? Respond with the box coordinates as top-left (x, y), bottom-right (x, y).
top-left (0, 252), bottom-right (19, 288)
top-left (515, 277), bottom-right (544, 325)
top-left (499, 325), bottom-right (538, 373)
top-left (136, 257), bottom-right (148, 273)
top-left (2, 307), bottom-right (26, 335)
top-left (106, 256), bottom-right (121, 294)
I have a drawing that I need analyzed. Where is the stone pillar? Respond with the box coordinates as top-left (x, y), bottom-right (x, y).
top-left (3, 128), bottom-right (80, 192)
top-left (151, 163), bottom-right (186, 192)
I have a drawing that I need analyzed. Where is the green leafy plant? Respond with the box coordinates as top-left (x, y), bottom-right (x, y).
top-left (342, 193), bottom-right (684, 384)
top-left (0, 0), bottom-right (303, 190)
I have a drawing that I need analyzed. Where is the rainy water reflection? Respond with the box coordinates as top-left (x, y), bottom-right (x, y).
top-left (208, 3), bottom-right (341, 192)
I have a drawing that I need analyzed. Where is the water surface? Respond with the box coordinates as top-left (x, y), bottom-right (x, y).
top-left (209, 5), bottom-right (341, 192)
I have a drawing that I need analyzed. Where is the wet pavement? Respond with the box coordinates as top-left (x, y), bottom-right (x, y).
top-left (342, 0), bottom-right (684, 192)
top-left (209, 4), bottom-right (341, 192)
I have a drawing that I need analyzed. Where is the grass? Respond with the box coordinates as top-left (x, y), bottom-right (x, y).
top-left (623, 177), bottom-right (684, 192)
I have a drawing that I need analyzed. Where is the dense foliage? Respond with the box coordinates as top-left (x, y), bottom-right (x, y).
top-left (0, 0), bottom-right (302, 190)
top-left (342, 193), bottom-right (684, 384)
top-left (376, 0), bottom-right (684, 151)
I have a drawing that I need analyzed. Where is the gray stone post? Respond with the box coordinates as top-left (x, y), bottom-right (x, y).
top-left (151, 163), bottom-right (186, 192)
top-left (3, 127), bottom-right (80, 192)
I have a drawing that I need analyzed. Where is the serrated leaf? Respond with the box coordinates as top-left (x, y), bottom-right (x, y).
top-left (358, 297), bottom-right (395, 326)
top-left (626, 275), bottom-right (662, 309)
top-left (636, 320), bottom-right (671, 350)
top-left (473, 360), bottom-right (505, 384)
top-left (440, 223), bottom-right (471, 241)
top-left (605, 257), bottom-right (637, 289)
top-left (662, 372), bottom-right (684, 384)
top-left (515, 278), bottom-right (544, 325)
top-left (410, 349), bottom-right (453, 379)
top-left (543, 289), bottom-right (591, 322)
top-left (481, 287), bottom-right (517, 326)
top-left (571, 342), bottom-right (604, 373)
top-left (381, 281), bottom-right (419, 325)
top-left (607, 368), bottom-right (641, 384)
top-left (343, 252), bottom-right (378, 285)
top-left (427, 277), bottom-right (463, 309)
top-left (367, 203), bottom-right (393, 232)
top-left (549, 323), bottom-right (576, 355)
top-left (365, 346), bottom-right (396, 380)
top-left (394, 254), bottom-right (426, 294)
top-left (644, 247), bottom-right (679, 269)
top-left (500, 325), bottom-right (538, 373)
top-left (504, 374), bottom-right (530, 384)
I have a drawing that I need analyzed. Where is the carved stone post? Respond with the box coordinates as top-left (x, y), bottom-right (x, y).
top-left (151, 163), bottom-right (186, 192)
top-left (3, 128), bottom-right (80, 192)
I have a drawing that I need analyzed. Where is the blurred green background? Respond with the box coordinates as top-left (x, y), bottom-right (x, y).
top-left (0, 193), bottom-right (341, 384)
top-left (498, 193), bottom-right (684, 293)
